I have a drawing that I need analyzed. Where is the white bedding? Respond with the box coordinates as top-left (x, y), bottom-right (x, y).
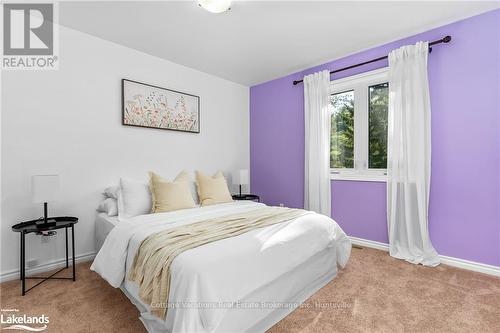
top-left (91, 201), bottom-right (351, 333)
top-left (95, 213), bottom-right (119, 251)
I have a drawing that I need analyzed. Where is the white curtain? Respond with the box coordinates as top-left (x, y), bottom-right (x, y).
top-left (387, 41), bottom-right (440, 266)
top-left (304, 70), bottom-right (331, 216)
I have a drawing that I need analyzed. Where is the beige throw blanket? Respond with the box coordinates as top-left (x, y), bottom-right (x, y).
top-left (128, 206), bottom-right (310, 319)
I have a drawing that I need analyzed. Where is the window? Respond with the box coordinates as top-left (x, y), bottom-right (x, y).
top-left (330, 90), bottom-right (354, 168)
top-left (368, 83), bottom-right (389, 169)
top-left (330, 68), bottom-right (388, 181)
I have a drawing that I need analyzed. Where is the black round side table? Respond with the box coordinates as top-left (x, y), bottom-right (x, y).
top-left (232, 194), bottom-right (260, 202)
top-left (12, 216), bottom-right (78, 295)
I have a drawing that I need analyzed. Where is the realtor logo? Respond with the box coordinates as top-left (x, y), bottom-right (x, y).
top-left (2, 2), bottom-right (58, 70)
top-left (1, 309), bottom-right (49, 331)
top-left (3, 3), bottom-right (53, 55)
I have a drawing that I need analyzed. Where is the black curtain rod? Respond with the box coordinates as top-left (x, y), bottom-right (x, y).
top-left (292, 35), bottom-right (451, 85)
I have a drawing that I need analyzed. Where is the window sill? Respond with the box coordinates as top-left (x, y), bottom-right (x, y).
top-left (330, 174), bottom-right (387, 183)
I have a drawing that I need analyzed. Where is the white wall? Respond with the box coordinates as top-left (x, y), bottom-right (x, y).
top-left (0, 25), bottom-right (249, 278)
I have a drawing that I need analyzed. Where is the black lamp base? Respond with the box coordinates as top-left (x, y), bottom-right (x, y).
top-left (36, 202), bottom-right (56, 228)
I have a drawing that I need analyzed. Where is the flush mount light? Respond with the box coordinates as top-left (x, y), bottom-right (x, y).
top-left (198, 0), bottom-right (232, 14)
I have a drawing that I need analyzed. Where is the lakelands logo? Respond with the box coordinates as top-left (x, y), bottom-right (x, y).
top-left (2, 2), bottom-right (59, 70)
top-left (0, 309), bottom-right (49, 331)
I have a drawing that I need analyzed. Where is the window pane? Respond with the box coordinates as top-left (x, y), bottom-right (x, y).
top-left (330, 90), bottom-right (354, 168)
top-left (368, 83), bottom-right (388, 169)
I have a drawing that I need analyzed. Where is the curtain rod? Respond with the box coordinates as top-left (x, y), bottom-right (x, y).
top-left (292, 35), bottom-right (451, 86)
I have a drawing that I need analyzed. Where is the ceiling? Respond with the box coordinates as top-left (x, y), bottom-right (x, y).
top-left (60, 1), bottom-right (499, 86)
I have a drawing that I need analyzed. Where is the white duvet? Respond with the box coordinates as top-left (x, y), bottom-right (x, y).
top-left (91, 201), bottom-right (351, 332)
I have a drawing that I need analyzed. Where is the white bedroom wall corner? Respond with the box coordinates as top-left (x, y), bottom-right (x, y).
top-left (348, 236), bottom-right (500, 277)
top-left (0, 25), bottom-right (250, 278)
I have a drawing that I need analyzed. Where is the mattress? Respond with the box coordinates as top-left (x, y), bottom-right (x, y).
top-left (95, 212), bottom-right (119, 251)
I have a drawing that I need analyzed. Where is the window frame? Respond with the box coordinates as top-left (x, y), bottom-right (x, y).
top-left (330, 67), bottom-right (388, 182)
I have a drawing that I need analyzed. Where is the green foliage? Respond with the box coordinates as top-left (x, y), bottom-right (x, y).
top-left (368, 83), bottom-right (388, 169)
top-left (330, 91), bottom-right (354, 168)
top-left (330, 83), bottom-right (388, 170)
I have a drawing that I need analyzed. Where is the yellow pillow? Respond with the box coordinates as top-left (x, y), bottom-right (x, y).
top-left (149, 171), bottom-right (196, 213)
top-left (196, 171), bottom-right (233, 206)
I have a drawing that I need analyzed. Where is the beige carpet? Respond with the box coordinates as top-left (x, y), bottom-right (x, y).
top-left (1, 247), bottom-right (499, 332)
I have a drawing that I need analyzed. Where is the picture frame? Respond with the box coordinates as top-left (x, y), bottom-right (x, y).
top-left (122, 79), bottom-right (200, 133)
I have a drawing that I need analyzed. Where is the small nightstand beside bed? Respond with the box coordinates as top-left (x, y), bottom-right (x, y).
top-left (92, 171), bottom-right (351, 333)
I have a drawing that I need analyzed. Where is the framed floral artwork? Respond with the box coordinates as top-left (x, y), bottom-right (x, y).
top-left (122, 79), bottom-right (200, 133)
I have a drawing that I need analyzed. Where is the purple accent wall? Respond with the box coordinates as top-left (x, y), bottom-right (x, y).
top-left (250, 10), bottom-right (500, 266)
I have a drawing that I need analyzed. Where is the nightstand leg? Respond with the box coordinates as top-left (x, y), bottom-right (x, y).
top-left (19, 233), bottom-right (22, 281)
top-left (71, 225), bottom-right (75, 281)
top-left (65, 227), bottom-right (69, 268)
top-left (21, 231), bottom-right (25, 295)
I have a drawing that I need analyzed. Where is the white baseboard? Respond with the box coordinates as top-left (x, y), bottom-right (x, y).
top-left (350, 236), bottom-right (389, 251)
top-left (0, 251), bottom-right (96, 283)
top-left (438, 255), bottom-right (500, 277)
top-left (349, 236), bottom-right (500, 277)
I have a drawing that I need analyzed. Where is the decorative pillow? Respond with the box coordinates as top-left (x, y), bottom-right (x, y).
top-left (97, 198), bottom-right (118, 216)
top-left (149, 171), bottom-right (196, 213)
top-left (196, 170), bottom-right (233, 206)
top-left (103, 186), bottom-right (119, 199)
top-left (117, 178), bottom-right (152, 220)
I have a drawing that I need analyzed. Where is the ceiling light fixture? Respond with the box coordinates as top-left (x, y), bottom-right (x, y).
top-left (198, 0), bottom-right (232, 14)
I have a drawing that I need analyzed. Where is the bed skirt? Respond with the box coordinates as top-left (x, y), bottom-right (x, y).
top-left (120, 245), bottom-right (338, 333)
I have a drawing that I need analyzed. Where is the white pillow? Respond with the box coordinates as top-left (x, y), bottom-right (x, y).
top-left (103, 186), bottom-right (119, 199)
top-left (96, 198), bottom-right (118, 216)
top-left (177, 173), bottom-right (199, 204)
top-left (118, 178), bottom-right (152, 220)
top-left (188, 179), bottom-right (200, 204)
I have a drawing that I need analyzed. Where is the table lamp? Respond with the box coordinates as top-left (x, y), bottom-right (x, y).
top-left (232, 169), bottom-right (249, 197)
top-left (32, 175), bottom-right (60, 226)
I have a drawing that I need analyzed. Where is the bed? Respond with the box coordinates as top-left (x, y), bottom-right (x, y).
top-left (92, 201), bottom-right (351, 333)
top-left (95, 213), bottom-right (119, 251)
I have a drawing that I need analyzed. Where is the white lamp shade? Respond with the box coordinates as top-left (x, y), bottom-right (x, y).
top-left (32, 175), bottom-right (60, 203)
top-left (232, 169), bottom-right (249, 185)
